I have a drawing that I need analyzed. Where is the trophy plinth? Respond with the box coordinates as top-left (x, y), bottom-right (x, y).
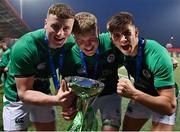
top-left (65, 76), bottom-right (104, 131)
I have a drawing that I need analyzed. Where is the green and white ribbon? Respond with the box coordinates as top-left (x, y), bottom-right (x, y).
top-left (67, 107), bottom-right (98, 131)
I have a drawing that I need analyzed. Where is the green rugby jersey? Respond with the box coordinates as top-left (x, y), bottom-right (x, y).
top-left (4, 29), bottom-right (75, 101)
top-left (62, 32), bottom-right (124, 96)
top-left (124, 39), bottom-right (178, 96)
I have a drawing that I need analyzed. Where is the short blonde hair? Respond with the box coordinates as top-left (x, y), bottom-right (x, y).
top-left (73, 12), bottom-right (97, 34)
top-left (107, 12), bottom-right (134, 34)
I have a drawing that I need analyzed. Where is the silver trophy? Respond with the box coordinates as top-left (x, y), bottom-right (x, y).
top-left (65, 76), bottom-right (104, 131)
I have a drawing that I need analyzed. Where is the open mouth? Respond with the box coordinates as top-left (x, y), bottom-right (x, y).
top-left (84, 46), bottom-right (94, 52)
top-left (55, 37), bottom-right (64, 42)
top-left (83, 47), bottom-right (95, 56)
top-left (121, 44), bottom-right (130, 50)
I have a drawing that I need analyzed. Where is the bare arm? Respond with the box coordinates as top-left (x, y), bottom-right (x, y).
top-left (16, 76), bottom-right (76, 108)
top-left (117, 77), bottom-right (176, 115)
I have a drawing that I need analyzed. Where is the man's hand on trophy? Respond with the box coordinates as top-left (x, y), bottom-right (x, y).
top-left (61, 106), bottom-right (78, 120)
top-left (56, 79), bottom-right (77, 108)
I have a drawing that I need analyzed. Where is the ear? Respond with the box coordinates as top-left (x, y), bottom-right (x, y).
top-left (73, 34), bottom-right (79, 43)
top-left (97, 27), bottom-right (100, 34)
top-left (135, 27), bottom-right (139, 37)
top-left (44, 19), bottom-right (47, 29)
top-left (96, 27), bottom-right (100, 38)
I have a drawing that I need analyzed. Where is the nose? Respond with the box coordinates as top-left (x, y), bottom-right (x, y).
top-left (56, 28), bottom-right (64, 36)
top-left (117, 35), bottom-right (127, 45)
top-left (83, 40), bottom-right (91, 47)
top-left (120, 35), bottom-right (126, 41)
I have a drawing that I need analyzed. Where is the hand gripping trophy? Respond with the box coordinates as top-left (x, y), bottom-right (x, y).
top-left (65, 76), bottom-right (104, 131)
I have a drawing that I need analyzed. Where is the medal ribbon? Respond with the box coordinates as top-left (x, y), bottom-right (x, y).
top-left (44, 36), bottom-right (64, 89)
top-left (124, 38), bottom-right (145, 81)
top-left (79, 48), bottom-right (99, 79)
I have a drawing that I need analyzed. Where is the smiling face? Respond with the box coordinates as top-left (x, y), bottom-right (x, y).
top-left (110, 24), bottom-right (139, 56)
top-left (43, 3), bottom-right (75, 48)
top-left (44, 14), bottom-right (74, 48)
top-left (75, 29), bottom-right (99, 56)
top-left (73, 12), bottom-right (99, 56)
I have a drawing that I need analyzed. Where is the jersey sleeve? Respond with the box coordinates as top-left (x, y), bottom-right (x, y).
top-left (146, 40), bottom-right (174, 88)
top-left (11, 39), bottom-right (37, 76)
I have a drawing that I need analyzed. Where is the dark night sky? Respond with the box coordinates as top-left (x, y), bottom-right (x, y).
top-left (9, 0), bottom-right (180, 47)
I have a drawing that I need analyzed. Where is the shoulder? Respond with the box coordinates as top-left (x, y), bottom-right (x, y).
top-left (71, 44), bottom-right (80, 57)
top-left (144, 39), bottom-right (173, 74)
top-left (64, 35), bottom-right (76, 51)
top-left (11, 29), bottom-right (46, 62)
top-left (99, 32), bottom-right (111, 45)
top-left (145, 39), bottom-right (170, 61)
top-left (145, 39), bottom-right (167, 54)
top-left (99, 32), bottom-right (116, 52)
top-left (13, 29), bottom-right (45, 52)
top-left (64, 43), bottom-right (80, 59)
top-left (20, 29), bottom-right (45, 41)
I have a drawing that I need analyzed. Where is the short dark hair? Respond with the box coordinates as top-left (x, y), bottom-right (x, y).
top-left (107, 12), bottom-right (134, 33)
top-left (47, 3), bottom-right (75, 19)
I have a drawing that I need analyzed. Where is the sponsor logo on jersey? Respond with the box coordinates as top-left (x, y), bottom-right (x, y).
top-left (15, 117), bottom-right (24, 124)
top-left (37, 63), bottom-right (46, 70)
top-left (142, 69), bottom-right (151, 79)
top-left (107, 53), bottom-right (115, 63)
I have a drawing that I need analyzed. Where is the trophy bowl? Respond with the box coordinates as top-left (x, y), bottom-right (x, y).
top-left (65, 76), bottom-right (104, 98)
top-left (65, 76), bottom-right (104, 131)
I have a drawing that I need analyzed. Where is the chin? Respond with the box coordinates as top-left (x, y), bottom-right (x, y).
top-left (123, 53), bottom-right (131, 56)
top-left (49, 43), bottom-right (64, 49)
top-left (85, 53), bottom-right (93, 56)
top-left (56, 45), bottom-right (64, 48)
top-left (121, 48), bottom-right (133, 56)
top-left (120, 50), bottom-right (129, 56)
top-left (84, 52), bottom-right (95, 56)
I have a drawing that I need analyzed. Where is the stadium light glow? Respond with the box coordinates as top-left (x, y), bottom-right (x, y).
top-left (20, 0), bottom-right (23, 19)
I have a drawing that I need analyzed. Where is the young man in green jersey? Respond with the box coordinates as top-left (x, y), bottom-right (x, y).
top-left (62, 12), bottom-right (123, 131)
top-left (107, 12), bottom-right (178, 131)
top-left (3, 3), bottom-right (77, 131)
top-left (0, 38), bottom-right (17, 82)
top-left (0, 48), bottom-right (10, 81)
top-left (0, 39), bottom-right (8, 85)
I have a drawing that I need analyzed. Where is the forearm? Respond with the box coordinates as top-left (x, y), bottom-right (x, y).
top-left (16, 77), bottom-right (77, 108)
top-left (18, 90), bottom-right (60, 106)
top-left (132, 90), bottom-right (176, 115)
